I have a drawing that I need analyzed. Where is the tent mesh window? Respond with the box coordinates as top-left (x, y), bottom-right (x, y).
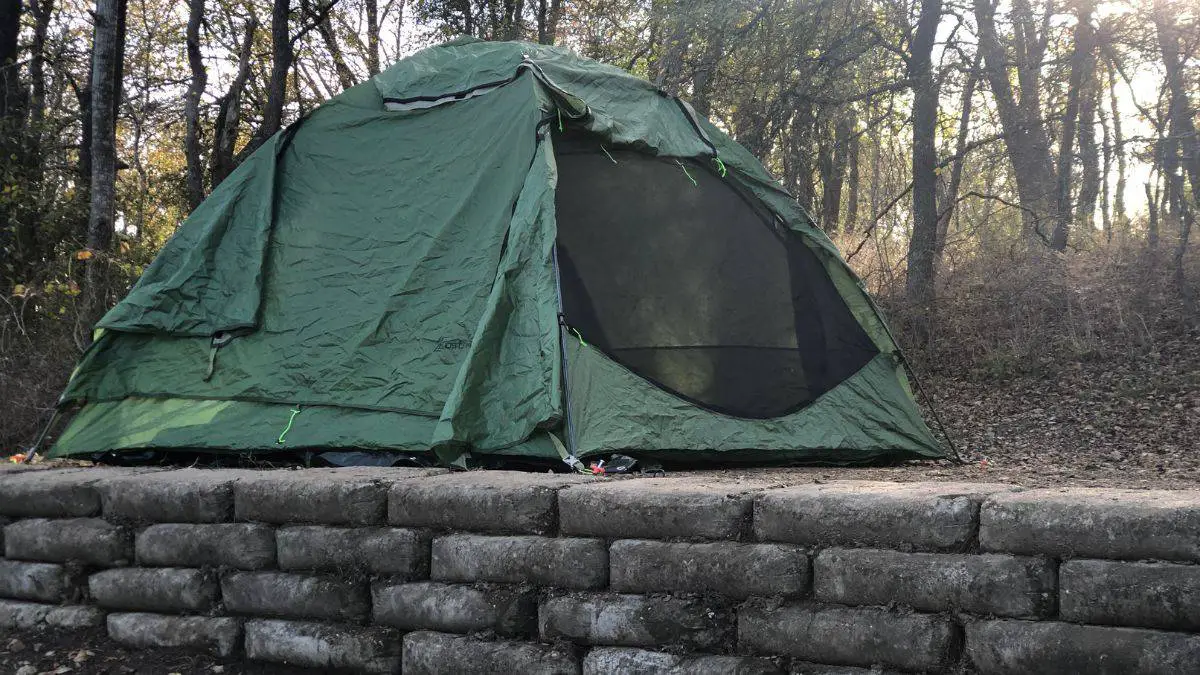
top-left (553, 132), bottom-right (879, 419)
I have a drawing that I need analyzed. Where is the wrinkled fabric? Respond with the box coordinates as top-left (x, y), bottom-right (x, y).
top-left (564, 337), bottom-right (942, 461)
top-left (51, 38), bottom-right (942, 461)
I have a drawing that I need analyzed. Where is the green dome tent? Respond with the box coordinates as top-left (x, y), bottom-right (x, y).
top-left (48, 38), bottom-right (945, 467)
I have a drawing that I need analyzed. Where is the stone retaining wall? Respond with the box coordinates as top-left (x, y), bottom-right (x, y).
top-left (1, 467), bottom-right (1199, 673)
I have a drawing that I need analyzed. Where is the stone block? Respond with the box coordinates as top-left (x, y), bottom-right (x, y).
top-left (244, 619), bottom-right (402, 674)
top-left (4, 518), bottom-right (131, 565)
top-left (432, 534), bottom-right (606, 589)
top-left (559, 478), bottom-right (759, 540)
top-left (373, 581), bottom-right (537, 636)
top-left (0, 599), bottom-right (105, 629)
top-left (814, 548), bottom-right (1055, 618)
top-left (980, 488), bottom-right (1200, 562)
top-left (222, 571), bottom-right (368, 621)
top-left (234, 467), bottom-right (442, 526)
top-left (389, 471), bottom-right (595, 534)
top-left (402, 631), bottom-right (579, 675)
top-left (0, 560), bottom-right (78, 602)
top-left (135, 523), bottom-right (275, 569)
top-left (276, 526), bottom-right (428, 577)
top-left (107, 612), bottom-right (241, 657)
top-left (540, 593), bottom-right (732, 650)
top-left (89, 567), bottom-right (218, 613)
top-left (1060, 559), bottom-right (1200, 631)
top-left (0, 467), bottom-right (160, 518)
top-left (738, 603), bottom-right (957, 672)
top-left (966, 619), bottom-right (1200, 674)
top-left (754, 481), bottom-right (1016, 552)
top-left (99, 468), bottom-right (263, 522)
top-left (583, 647), bottom-right (783, 674)
top-left (609, 540), bottom-right (808, 599)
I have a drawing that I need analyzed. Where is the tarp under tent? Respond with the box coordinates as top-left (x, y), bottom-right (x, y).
top-left (47, 37), bottom-right (946, 467)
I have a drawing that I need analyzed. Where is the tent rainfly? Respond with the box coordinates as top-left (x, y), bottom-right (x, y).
top-left (47, 38), bottom-right (946, 467)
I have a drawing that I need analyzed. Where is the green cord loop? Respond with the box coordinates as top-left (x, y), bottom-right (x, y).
top-left (570, 327), bottom-right (586, 347)
top-left (600, 145), bottom-right (618, 164)
top-left (277, 405), bottom-right (302, 444)
top-left (713, 156), bottom-right (727, 177)
top-left (557, 108), bottom-right (563, 132)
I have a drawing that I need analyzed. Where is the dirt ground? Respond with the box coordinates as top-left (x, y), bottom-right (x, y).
top-left (0, 628), bottom-right (324, 675)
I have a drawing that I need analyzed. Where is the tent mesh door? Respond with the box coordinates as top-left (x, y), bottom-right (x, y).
top-left (553, 133), bottom-right (878, 419)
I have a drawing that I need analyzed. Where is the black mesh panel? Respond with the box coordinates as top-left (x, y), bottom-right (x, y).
top-left (553, 134), bottom-right (878, 418)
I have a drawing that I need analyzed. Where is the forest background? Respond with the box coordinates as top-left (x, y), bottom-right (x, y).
top-left (0, 0), bottom-right (1197, 484)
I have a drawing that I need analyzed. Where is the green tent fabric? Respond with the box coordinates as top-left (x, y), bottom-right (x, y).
top-left (49, 38), bottom-right (945, 465)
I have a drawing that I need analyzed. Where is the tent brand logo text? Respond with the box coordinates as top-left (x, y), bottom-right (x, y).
top-left (435, 337), bottom-right (471, 351)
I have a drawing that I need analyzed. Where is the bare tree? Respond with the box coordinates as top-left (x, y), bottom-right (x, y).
top-left (1050, 0), bottom-right (1096, 250)
top-left (211, 18), bottom-right (257, 185)
top-left (184, 0), bottom-right (208, 210)
top-left (973, 0), bottom-right (1059, 244)
top-left (905, 0), bottom-right (942, 341)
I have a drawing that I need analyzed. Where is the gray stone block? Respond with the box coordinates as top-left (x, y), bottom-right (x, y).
top-left (276, 525), bottom-right (428, 577)
top-left (244, 619), bottom-right (402, 674)
top-left (0, 467), bottom-right (161, 518)
top-left (1060, 559), bottom-right (1200, 631)
top-left (99, 468), bottom-right (263, 522)
top-left (966, 619), bottom-right (1200, 674)
top-left (0, 560), bottom-right (77, 602)
top-left (980, 488), bottom-right (1200, 562)
top-left (738, 603), bottom-right (957, 672)
top-left (4, 517), bottom-right (131, 565)
top-left (559, 478), bottom-right (758, 540)
top-left (583, 647), bottom-right (784, 674)
top-left (389, 471), bottom-right (595, 534)
top-left (89, 567), bottom-right (218, 613)
top-left (0, 599), bottom-right (105, 629)
top-left (135, 523), bottom-right (275, 569)
top-left (754, 481), bottom-right (1016, 552)
top-left (540, 593), bottom-right (732, 650)
top-left (609, 540), bottom-right (808, 599)
top-left (402, 631), bottom-right (579, 675)
top-left (373, 581), bottom-right (537, 636)
top-left (222, 571), bottom-right (368, 621)
top-left (432, 534), bottom-right (606, 589)
top-left (234, 467), bottom-right (442, 526)
top-left (814, 548), bottom-right (1056, 618)
top-left (107, 612), bottom-right (241, 657)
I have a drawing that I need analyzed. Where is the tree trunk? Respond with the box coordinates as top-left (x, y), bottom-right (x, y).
top-left (820, 117), bottom-right (851, 234)
top-left (82, 0), bottom-right (124, 334)
top-left (316, 7), bottom-right (357, 90)
top-left (1107, 60), bottom-right (1127, 234)
top-left (1076, 76), bottom-right (1101, 236)
top-left (1051, 0), bottom-right (1095, 250)
top-left (906, 0), bottom-right (942, 342)
top-left (184, 0), bottom-right (207, 210)
top-left (973, 0), bottom-right (1059, 244)
top-left (1145, 179), bottom-right (1160, 250)
top-left (1098, 89), bottom-right (1112, 241)
top-left (536, 0), bottom-right (561, 45)
top-left (0, 0), bottom-right (21, 121)
top-left (1153, 3), bottom-right (1199, 295)
top-left (243, 0), bottom-right (292, 158)
top-left (845, 129), bottom-right (860, 234)
top-left (937, 52), bottom-right (981, 257)
top-left (365, 0), bottom-right (380, 74)
top-left (211, 18), bottom-right (256, 185)
top-left (29, 0), bottom-right (53, 150)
